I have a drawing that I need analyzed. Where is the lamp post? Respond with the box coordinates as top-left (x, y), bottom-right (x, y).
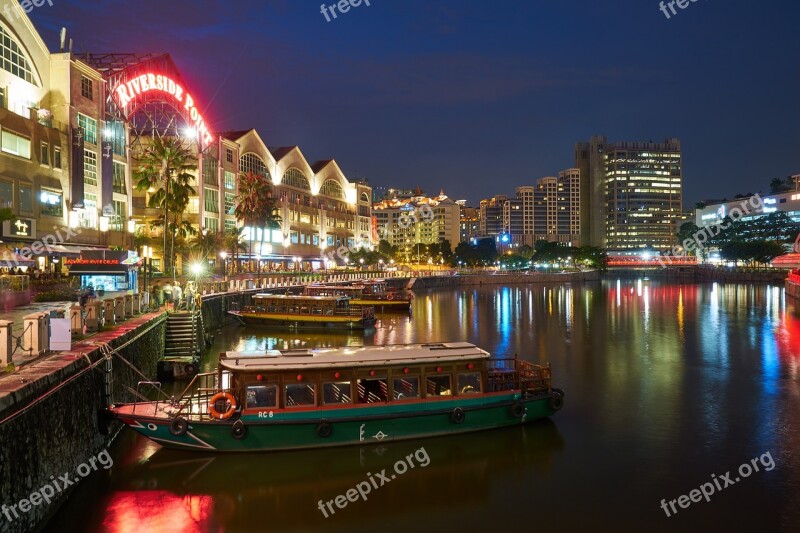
top-left (378, 259), bottom-right (384, 272)
top-left (359, 257), bottom-right (364, 271)
top-left (127, 219), bottom-right (136, 251)
top-left (220, 250), bottom-right (228, 279)
top-left (99, 216), bottom-right (109, 248)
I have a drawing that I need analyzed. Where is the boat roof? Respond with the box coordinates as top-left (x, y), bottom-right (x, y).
top-left (252, 294), bottom-right (347, 301)
top-left (220, 342), bottom-right (491, 371)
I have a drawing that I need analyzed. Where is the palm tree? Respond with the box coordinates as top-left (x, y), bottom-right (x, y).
top-left (134, 137), bottom-right (197, 279)
top-left (190, 229), bottom-right (223, 263)
top-left (224, 226), bottom-right (248, 273)
top-left (234, 171), bottom-right (282, 272)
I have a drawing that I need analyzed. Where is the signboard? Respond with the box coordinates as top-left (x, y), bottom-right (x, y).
top-left (101, 140), bottom-right (115, 216)
top-left (71, 126), bottom-right (85, 209)
top-left (111, 72), bottom-right (213, 146)
top-left (2, 218), bottom-right (35, 238)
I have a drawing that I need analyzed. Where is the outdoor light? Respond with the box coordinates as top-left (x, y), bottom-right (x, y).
top-left (99, 216), bottom-right (109, 232)
top-left (183, 126), bottom-right (198, 139)
top-left (359, 258), bottom-right (364, 264)
top-left (127, 219), bottom-right (136, 233)
top-left (190, 263), bottom-right (204, 275)
top-left (220, 251), bottom-right (228, 260)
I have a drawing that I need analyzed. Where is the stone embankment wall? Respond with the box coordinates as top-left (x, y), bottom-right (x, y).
top-left (0, 313), bottom-right (166, 533)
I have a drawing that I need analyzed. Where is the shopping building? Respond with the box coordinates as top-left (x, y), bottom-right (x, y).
top-left (0, 5), bottom-right (133, 285)
top-left (695, 188), bottom-right (800, 228)
top-left (575, 136), bottom-right (682, 250)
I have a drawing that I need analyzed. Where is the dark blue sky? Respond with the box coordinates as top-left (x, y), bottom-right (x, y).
top-left (30, 0), bottom-right (800, 206)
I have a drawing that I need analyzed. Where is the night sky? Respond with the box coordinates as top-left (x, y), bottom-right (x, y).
top-left (29, 0), bottom-right (800, 206)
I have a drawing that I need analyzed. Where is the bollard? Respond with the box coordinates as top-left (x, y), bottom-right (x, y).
top-left (0, 320), bottom-right (12, 367)
top-left (70, 306), bottom-right (83, 334)
top-left (114, 297), bottom-right (125, 321)
top-left (23, 313), bottom-right (45, 356)
top-left (102, 299), bottom-right (115, 325)
top-left (85, 301), bottom-right (102, 332)
top-left (40, 312), bottom-right (50, 353)
top-left (131, 293), bottom-right (140, 315)
top-left (124, 294), bottom-right (133, 318)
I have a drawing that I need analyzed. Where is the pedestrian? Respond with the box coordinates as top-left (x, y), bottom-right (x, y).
top-left (185, 282), bottom-right (195, 310)
top-left (173, 281), bottom-right (183, 310)
top-left (163, 281), bottom-right (173, 309)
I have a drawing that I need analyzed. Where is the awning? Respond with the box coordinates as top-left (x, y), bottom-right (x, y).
top-left (0, 246), bottom-right (36, 267)
top-left (47, 244), bottom-right (83, 256)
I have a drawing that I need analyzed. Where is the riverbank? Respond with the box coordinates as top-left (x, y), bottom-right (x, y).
top-left (409, 270), bottom-right (600, 289)
top-left (606, 266), bottom-right (787, 284)
top-left (0, 312), bottom-right (166, 533)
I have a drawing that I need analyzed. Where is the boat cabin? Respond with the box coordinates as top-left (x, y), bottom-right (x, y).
top-left (215, 343), bottom-right (551, 413)
top-left (248, 294), bottom-right (356, 316)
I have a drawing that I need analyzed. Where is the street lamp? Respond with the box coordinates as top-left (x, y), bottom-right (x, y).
top-left (359, 257), bottom-right (364, 271)
top-left (378, 259), bottom-right (384, 271)
top-left (220, 250), bottom-right (228, 279)
top-left (99, 216), bottom-right (109, 248)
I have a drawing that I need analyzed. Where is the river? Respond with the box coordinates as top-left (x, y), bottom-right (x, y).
top-left (49, 279), bottom-right (800, 532)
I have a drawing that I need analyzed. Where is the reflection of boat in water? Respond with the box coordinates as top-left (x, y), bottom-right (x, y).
top-left (775, 235), bottom-right (800, 300)
top-left (109, 343), bottom-right (564, 452)
top-left (106, 421), bottom-right (564, 530)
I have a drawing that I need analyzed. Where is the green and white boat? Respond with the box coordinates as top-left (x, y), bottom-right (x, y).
top-left (109, 342), bottom-right (564, 452)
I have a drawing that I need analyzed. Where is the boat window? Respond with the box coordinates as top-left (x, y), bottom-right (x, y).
top-left (323, 381), bottom-right (352, 404)
top-left (289, 305), bottom-right (299, 314)
top-left (357, 378), bottom-right (388, 403)
top-left (246, 384), bottom-right (277, 408)
top-left (300, 305), bottom-right (310, 314)
top-left (285, 384), bottom-right (315, 407)
top-left (267, 305), bottom-right (277, 312)
top-left (426, 375), bottom-right (452, 397)
top-left (256, 306), bottom-right (266, 312)
top-left (457, 373), bottom-right (482, 394)
top-left (392, 377), bottom-right (419, 400)
top-left (312, 307), bottom-right (322, 315)
top-left (278, 305), bottom-right (287, 313)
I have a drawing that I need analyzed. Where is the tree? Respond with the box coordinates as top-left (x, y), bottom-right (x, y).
top-left (234, 171), bottom-right (282, 272)
top-left (769, 176), bottom-right (795, 194)
top-left (224, 226), bottom-right (248, 273)
top-left (190, 230), bottom-right (223, 263)
top-left (439, 239), bottom-right (453, 262)
top-left (134, 137), bottom-right (197, 278)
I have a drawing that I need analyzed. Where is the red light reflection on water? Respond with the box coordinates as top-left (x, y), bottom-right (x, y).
top-left (103, 491), bottom-right (214, 533)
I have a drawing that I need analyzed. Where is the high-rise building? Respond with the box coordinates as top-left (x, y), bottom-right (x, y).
top-left (575, 136), bottom-right (682, 250)
top-left (514, 168), bottom-right (581, 247)
top-left (459, 206), bottom-right (480, 242)
top-left (479, 195), bottom-right (506, 238)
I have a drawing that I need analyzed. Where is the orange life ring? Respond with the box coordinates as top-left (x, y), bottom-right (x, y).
top-left (387, 293), bottom-right (395, 301)
top-left (208, 392), bottom-right (237, 420)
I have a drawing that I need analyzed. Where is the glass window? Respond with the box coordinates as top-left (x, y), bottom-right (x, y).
top-left (0, 26), bottom-right (36, 84)
top-left (107, 120), bottom-right (126, 156)
top-left (0, 181), bottom-right (11, 208)
top-left (246, 384), bottom-right (277, 408)
top-left (204, 188), bottom-right (219, 213)
top-left (112, 162), bottom-right (126, 194)
top-left (319, 179), bottom-right (344, 198)
top-left (224, 170), bottom-right (236, 190)
top-left (80, 75), bottom-right (93, 100)
top-left (225, 192), bottom-right (235, 215)
top-left (1, 130), bottom-right (31, 158)
top-left (357, 378), bottom-right (388, 404)
top-left (204, 216), bottom-right (219, 232)
top-left (240, 153), bottom-right (269, 179)
top-left (80, 193), bottom-right (97, 229)
top-left (203, 155), bottom-right (218, 185)
top-left (83, 150), bottom-right (97, 186)
top-left (19, 184), bottom-right (32, 212)
top-left (39, 189), bottom-right (62, 217)
top-left (40, 142), bottom-right (49, 165)
top-left (285, 384), bottom-right (315, 407)
top-left (282, 168), bottom-right (310, 190)
top-left (110, 200), bottom-right (126, 231)
top-left (457, 373), bottom-right (482, 394)
top-left (226, 148), bottom-right (234, 163)
top-left (392, 377), bottom-right (420, 400)
top-left (290, 231), bottom-right (298, 244)
top-left (323, 381), bottom-right (352, 404)
top-left (53, 147), bottom-right (61, 168)
top-left (426, 375), bottom-right (452, 397)
top-left (77, 114), bottom-right (97, 144)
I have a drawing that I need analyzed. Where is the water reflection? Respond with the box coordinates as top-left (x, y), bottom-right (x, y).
top-left (51, 280), bottom-right (800, 531)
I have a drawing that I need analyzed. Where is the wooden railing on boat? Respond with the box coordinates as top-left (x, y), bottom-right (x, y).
top-left (485, 358), bottom-right (551, 394)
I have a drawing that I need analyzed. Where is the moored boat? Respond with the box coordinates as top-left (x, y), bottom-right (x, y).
top-left (228, 294), bottom-right (376, 329)
top-left (773, 234), bottom-right (800, 300)
top-left (108, 342), bottom-right (564, 452)
top-left (305, 280), bottom-right (412, 310)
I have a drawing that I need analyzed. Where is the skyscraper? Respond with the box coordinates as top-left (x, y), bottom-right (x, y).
top-left (576, 136), bottom-right (682, 250)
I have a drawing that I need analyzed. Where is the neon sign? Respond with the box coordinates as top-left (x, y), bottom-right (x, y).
top-left (112, 73), bottom-right (213, 146)
top-left (764, 198), bottom-right (777, 205)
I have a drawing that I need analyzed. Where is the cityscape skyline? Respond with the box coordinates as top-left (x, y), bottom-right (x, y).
top-left (28, 0), bottom-right (800, 207)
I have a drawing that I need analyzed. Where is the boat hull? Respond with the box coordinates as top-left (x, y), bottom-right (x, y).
top-left (229, 311), bottom-right (376, 329)
top-left (113, 392), bottom-right (559, 452)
